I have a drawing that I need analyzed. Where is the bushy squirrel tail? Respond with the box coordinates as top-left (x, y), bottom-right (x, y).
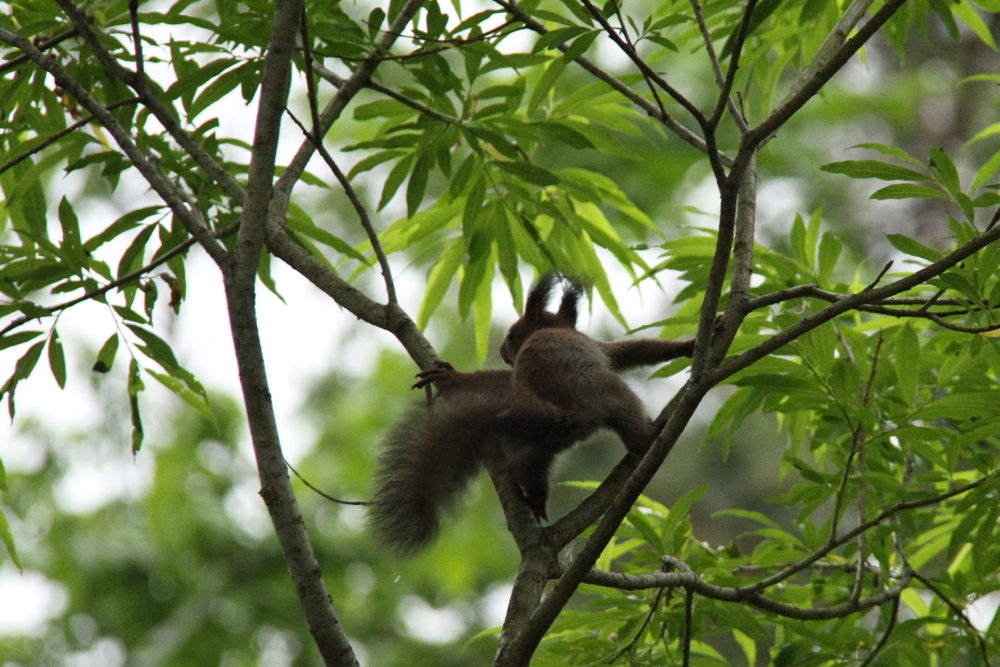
top-left (367, 396), bottom-right (497, 556)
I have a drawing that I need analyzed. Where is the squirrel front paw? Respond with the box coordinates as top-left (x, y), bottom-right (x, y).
top-left (412, 360), bottom-right (457, 390)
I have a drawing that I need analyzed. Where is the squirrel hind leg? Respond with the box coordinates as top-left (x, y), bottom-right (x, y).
top-left (609, 413), bottom-right (656, 457)
top-left (508, 455), bottom-right (555, 521)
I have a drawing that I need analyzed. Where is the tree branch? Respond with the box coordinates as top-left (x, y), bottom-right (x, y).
top-left (271, 0), bottom-right (425, 218)
top-left (738, 472), bottom-right (996, 595)
top-left (493, 0), bottom-right (733, 167)
top-left (0, 221), bottom-right (240, 339)
top-left (0, 96), bottom-right (141, 177)
top-left (715, 222), bottom-right (1000, 384)
top-left (579, 563), bottom-right (911, 621)
top-left (0, 27), bottom-right (79, 75)
top-left (0, 25), bottom-right (228, 263)
top-left (220, 2), bottom-right (359, 665)
top-left (909, 569), bottom-right (989, 664)
top-left (264, 223), bottom-right (438, 369)
top-left (54, 0), bottom-right (246, 203)
top-left (311, 62), bottom-right (460, 126)
top-left (745, 0), bottom-right (907, 151)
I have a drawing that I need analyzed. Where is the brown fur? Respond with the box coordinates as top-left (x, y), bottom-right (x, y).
top-left (367, 274), bottom-right (695, 556)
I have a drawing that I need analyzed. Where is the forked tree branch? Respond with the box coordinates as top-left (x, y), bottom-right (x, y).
top-left (271, 0), bottom-right (425, 217)
top-left (55, 0), bottom-right (246, 203)
top-left (493, 0), bottom-right (733, 166)
top-left (715, 220), bottom-right (1000, 384)
top-left (0, 26), bottom-right (228, 263)
top-left (580, 564), bottom-right (911, 621)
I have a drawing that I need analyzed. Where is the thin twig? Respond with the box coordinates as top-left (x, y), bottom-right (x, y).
top-left (493, 0), bottom-right (732, 166)
top-left (829, 332), bottom-right (883, 540)
top-left (909, 570), bottom-right (989, 664)
top-left (0, 96), bottom-right (141, 177)
top-left (0, 28), bottom-right (79, 75)
top-left (688, 0), bottom-right (746, 132)
top-left (681, 588), bottom-right (693, 667)
top-left (744, 284), bottom-right (1000, 333)
top-left (271, 0), bottom-right (425, 218)
top-left (864, 261), bottom-right (893, 290)
top-left (128, 0), bottom-right (144, 78)
top-left (738, 471), bottom-right (996, 595)
top-left (54, 0), bottom-right (245, 203)
top-left (0, 23), bottom-right (227, 263)
top-left (858, 595), bottom-right (900, 667)
top-left (606, 587), bottom-right (665, 662)
top-left (708, 0), bottom-right (757, 133)
top-left (328, 20), bottom-right (519, 62)
top-left (285, 109), bottom-right (398, 304)
top-left (285, 457), bottom-right (368, 506)
top-left (607, 0), bottom-right (669, 119)
top-left (578, 0), bottom-right (708, 132)
top-left (916, 288), bottom-right (946, 313)
top-left (579, 566), bottom-right (912, 621)
top-left (0, 220), bottom-right (240, 338)
top-left (745, 0), bottom-right (908, 151)
top-left (312, 62), bottom-right (459, 125)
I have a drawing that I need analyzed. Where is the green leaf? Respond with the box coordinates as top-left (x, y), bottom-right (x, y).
top-left (126, 324), bottom-right (181, 370)
top-left (871, 184), bottom-right (944, 200)
top-left (852, 142), bottom-right (924, 166)
top-left (417, 239), bottom-right (465, 328)
top-left (531, 26), bottom-right (587, 53)
top-left (93, 334), bottom-right (120, 374)
top-left (472, 257), bottom-right (495, 363)
top-left (0, 508), bottom-right (20, 572)
top-left (117, 224), bottom-right (159, 279)
top-left (626, 507), bottom-right (663, 551)
top-left (563, 31), bottom-right (598, 60)
top-left (378, 154), bottom-right (414, 211)
top-left (964, 121), bottom-right (1000, 149)
top-left (367, 6), bottom-right (385, 38)
top-left (532, 122), bottom-right (594, 149)
top-left (970, 149), bottom-right (1000, 191)
top-left (885, 234), bottom-right (942, 261)
top-left (458, 256), bottom-right (489, 318)
top-left (496, 161), bottom-right (559, 186)
top-left (662, 484), bottom-right (708, 547)
top-left (528, 57), bottom-right (565, 115)
top-left (189, 61), bottom-right (251, 119)
top-left (48, 330), bottom-right (66, 389)
top-left (128, 359), bottom-right (144, 455)
top-left (953, 0), bottom-right (997, 49)
top-left (84, 206), bottom-right (162, 252)
top-left (895, 324), bottom-right (920, 405)
top-left (817, 232), bottom-right (842, 282)
top-left (929, 147), bottom-right (962, 195)
top-left (919, 392), bottom-right (1000, 420)
top-left (463, 174), bottom-right (487, 231)
top-left (353, 99), bottom-right (412, 121)
top-left (347, 150), bottom-right (406, 180)
top-left (820, 160), bottom-right (929, 182)
top-left (284, 215), bottom-right (370, 264)
top-left (57, 196), bottom-right (84, 267)
top-left (0, 331), bottom-right (44, 351)
top-left (407, 152), bottom-right (431, 218)
top-left (146, 369), bottom-right (218, 430)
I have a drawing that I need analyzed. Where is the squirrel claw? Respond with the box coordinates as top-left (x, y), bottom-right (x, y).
top-left (413, 360), bottom-right (457, 390)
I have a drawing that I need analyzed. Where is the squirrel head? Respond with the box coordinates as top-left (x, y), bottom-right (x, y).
top-left (500, 273), bottom-right (583, 365)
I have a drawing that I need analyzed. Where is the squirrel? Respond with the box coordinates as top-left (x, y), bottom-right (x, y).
top-left (367, 274), bottom-right (696, 556)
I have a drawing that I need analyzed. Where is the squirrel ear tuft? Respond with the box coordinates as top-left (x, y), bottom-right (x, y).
top-left (526, 272), bottom-right (559, 316)
top-left (557, 278), bottom-right (582, 326)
